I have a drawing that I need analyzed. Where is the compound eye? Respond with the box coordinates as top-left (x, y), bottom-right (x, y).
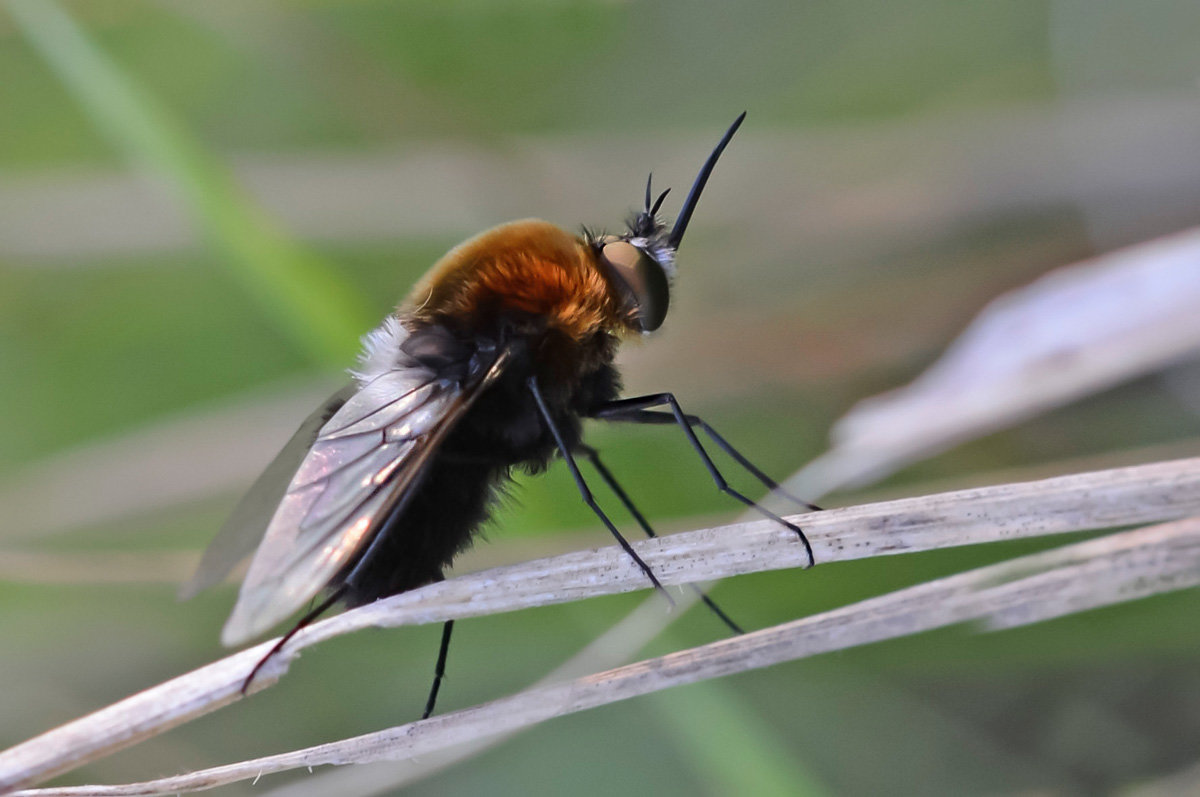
top-left (600, 240), bottom-right (670, 332)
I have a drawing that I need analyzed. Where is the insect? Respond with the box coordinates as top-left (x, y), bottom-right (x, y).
top-left (186, 113), bottom-right (817, 717)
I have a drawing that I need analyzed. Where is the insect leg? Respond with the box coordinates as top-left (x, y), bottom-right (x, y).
top-left (422, 618), bottom-right (454, 719)
top-left (589, 394), bottom-right (816, 568)
top-left (240, 585), bottom-right (347, 695)
top-left (592, 397), bottom-right (821, 512)
top-left (577, 443), bottom-right (743, 635)
top-left (526, 376), bottom-right (671, 602)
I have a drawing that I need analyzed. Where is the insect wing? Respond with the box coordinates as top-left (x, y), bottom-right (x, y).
top-left (220, 366), bottom-right (462, 646)
top-left (180, 384), bottom-right (357, 600)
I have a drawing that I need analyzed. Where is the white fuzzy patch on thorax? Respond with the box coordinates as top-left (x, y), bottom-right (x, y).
top-left (349, 315), bottom-right (409, 386)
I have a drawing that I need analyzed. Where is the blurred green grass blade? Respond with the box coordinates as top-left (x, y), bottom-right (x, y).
top-left (650, 666), bottom-right (830, 797)
top-left (6, 0), bottom-right (374, 366)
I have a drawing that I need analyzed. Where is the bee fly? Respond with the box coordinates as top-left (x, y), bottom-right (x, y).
top-left (186, 113), bottom-right (817, 718)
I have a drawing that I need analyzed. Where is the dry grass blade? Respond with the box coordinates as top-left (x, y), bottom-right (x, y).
top-left (0, 457), bottom-right (1198, 793)
top-left (10, 515), bottom-right (1200, 796)
top-left (789, 226), bottom-right (1200, 497)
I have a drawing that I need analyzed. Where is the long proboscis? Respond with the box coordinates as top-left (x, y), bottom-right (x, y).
top-left (667, 111), bottom-right (746, 250)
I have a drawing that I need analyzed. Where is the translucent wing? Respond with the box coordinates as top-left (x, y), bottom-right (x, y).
top-left (180, 384), bottom-right (357, 600)
top-left (220, 340), bottom-right (509, 646)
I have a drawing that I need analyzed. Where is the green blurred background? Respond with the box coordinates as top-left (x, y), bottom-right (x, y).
top-left (3, 1), bottom-right (1200, 794)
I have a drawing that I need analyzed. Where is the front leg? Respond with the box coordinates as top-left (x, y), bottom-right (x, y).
top-left (589, 393), bottom-right (816, 568)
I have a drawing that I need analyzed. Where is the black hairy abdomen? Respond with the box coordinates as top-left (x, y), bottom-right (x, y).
top-left (337, 322), bottom-right (621, 606)
top-left (337, 457), bottom-right (496, 606)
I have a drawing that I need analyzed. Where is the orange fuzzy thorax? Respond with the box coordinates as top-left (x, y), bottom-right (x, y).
top-left (402, 219), bottom-right (634, 340)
